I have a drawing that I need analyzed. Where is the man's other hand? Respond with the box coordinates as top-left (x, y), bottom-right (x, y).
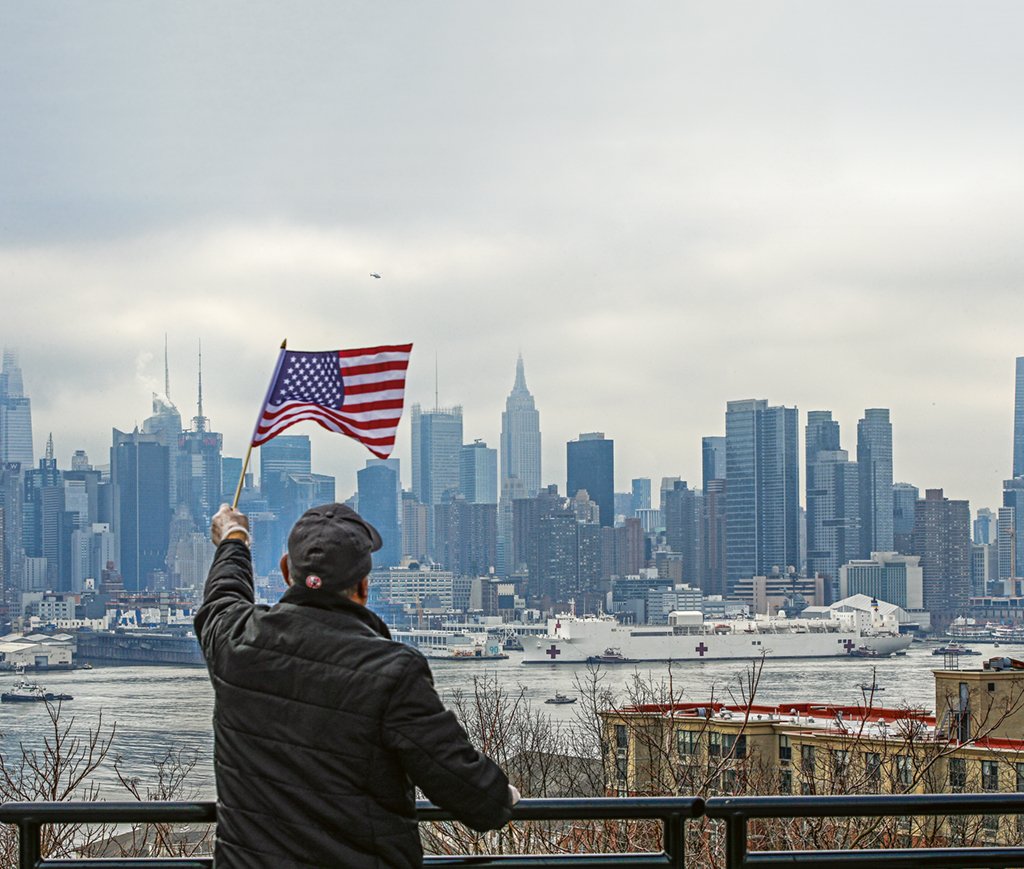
top-left (212, 504), bottom-right (251, 546)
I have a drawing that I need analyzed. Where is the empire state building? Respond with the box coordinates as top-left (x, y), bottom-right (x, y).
top-left (500, 355), bottom-right (541, 497)
top-left (497, 356), bottom-right (541, 577)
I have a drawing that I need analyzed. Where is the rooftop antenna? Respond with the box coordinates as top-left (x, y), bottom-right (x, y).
top-left (193, 339), bottom-right (207, 433)
top-left (434, 352), bottom-right (439, 411)
top-left (45, 433), bottom-right (54, 462)
top-left (164, 333), bottom-right (170, 400)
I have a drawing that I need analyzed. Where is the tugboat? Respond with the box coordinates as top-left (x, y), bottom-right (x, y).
top-left (544, 692), bottom-right (577, 705)
top-left (586, 647), bottom-right (638, 664)
top-left (849, 645), bottom-right (881, 658)
top-left (1, 677), bottom-right (73, 703)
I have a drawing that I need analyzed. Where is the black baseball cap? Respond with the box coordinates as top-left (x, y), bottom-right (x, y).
top-left (287, 503), bottom-right (382, 591)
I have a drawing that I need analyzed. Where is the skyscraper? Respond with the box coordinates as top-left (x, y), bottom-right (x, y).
top-left (0, 350), bottom-right (34, 467)
top-left (663, 480), bottom-right (699, 584)
top-left (0, 462), bottom-right (25, 596)
top-left (567, 433), bottom-right (614, 528)
top-left (701, 435), bottom-right (728, 597)
top-left (997, 506), bottom-right (1016, 582)
top-left (111, 428), bottom-right (170, 591)
top-left (1014, 357), bottom-right (1024, 478)
top-left (178, 346), bottom-right (223, 531)
top-left (1002, 477), bottom-right (1024, 578)
top-left (701, 436), bottom-right (727, 492)
top-left (410, 404), bottom-right (463, 507)
top-left (725, 400), bottom-right (799, 586)
top-left (911, 488), bottom-right (970, 616)
top-left (804, 411), bottom-right (859, 591)
top-left (630, 478), bottom-right (651, 515)
top-left (259, 435), bottom-right (312, 509)
top-left (499, 355), bottom-right (541, 498)
top-left (892, 482), bottom-right (919, 554)
top-left (433, 496), bottom-right (497, 578)
top-left (857, 408), bottom-right (894, 557)
top-left (357, 461), bottom-right (401, 568)
top-left (142, 394), bottom-right (182, 519)
top-left (459, 440), bottom-right (498, 505)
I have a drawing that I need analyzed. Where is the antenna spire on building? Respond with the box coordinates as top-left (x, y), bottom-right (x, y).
top-left (513, 353), bottom-right (529, 393)
top-left (45, 432), bottom-right (53, 462)
top-left (434, 352), bottom-right (439, 412)
top-left (193, 339), bottom-right (208, 432)
top-left (164, 333), bottom-right (171, 400)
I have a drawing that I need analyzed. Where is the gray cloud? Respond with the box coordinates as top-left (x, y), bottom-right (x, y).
top-left (2, 1), bottom-right (1023, 509)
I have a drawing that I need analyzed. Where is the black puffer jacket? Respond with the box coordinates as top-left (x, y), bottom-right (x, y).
top-left (195, 540), bottom-right (512, 868)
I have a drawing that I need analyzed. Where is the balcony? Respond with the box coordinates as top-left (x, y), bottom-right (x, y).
top-left (5, 793), bottom-right (1024, 867)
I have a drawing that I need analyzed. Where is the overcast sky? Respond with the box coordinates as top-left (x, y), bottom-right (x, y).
top-left (2, 2), bottom-right (1022, 510)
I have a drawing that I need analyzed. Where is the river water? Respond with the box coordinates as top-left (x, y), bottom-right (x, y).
top-left (1, 641), bottom-right (1017, 800)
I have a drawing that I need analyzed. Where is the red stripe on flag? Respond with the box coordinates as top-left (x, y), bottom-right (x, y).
top-left (337, 344), bottom-right (414, 358)
top-left (339, 359), bottom-right (411, 376)
top-left (259, 403), bottom-right (402, 432)
top-left (342, 378), bottom-right (408, 396)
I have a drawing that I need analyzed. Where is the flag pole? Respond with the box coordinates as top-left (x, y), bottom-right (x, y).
top-left (231, 338), bottom-right (288, 510)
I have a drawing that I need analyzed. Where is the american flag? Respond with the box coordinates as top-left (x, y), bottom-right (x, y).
top-left (251, 344), bottom-right (413, 458)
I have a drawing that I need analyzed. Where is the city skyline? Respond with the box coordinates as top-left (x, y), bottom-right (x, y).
top-left (4, 344), bottom-right (1024, 518)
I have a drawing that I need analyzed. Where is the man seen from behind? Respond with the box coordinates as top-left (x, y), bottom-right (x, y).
top-left (195, 502), bottom-right (516, 868)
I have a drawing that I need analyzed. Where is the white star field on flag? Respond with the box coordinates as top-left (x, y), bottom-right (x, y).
top-left (271, 351), bottom-right (345, 409)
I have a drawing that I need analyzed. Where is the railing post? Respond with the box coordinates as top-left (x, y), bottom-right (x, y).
top-left (724, 811), bottom-right (746, 869)
top-left (664, 810), bottom-right (685, 869)
top-left (19, 820), bottom-right (40, 869)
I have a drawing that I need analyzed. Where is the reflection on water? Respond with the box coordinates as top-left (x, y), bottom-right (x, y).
top-left (0, 642), bottom-right (1015, 800)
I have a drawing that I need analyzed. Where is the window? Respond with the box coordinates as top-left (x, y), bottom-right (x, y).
top-left (981, 760), bottom-right (999, 792)
top-left (779, 769), bottom-right (792, 794)
top-left (894, 755), bottom-right (912, 789)
top-left (779, 734), bottom-right (792, 762)
top-left (956, 682), bottom-right (971, 742)
top-left (982, 764), bottom-right (1000, 837)
top-left (801, 744), bottom-right (815, 775)
top-left (721, 768), bottom-right (738, 792)
top-left (709, 731), bottom-right (722, 758)
top-left (614, 724), bottom-right (628, 786)
top-left (948, 757), bottom-right (967, 793)
top-left (865, 752), bottom-right (882, 790)
top-left (677, 729), bottom-right (698, 757)
top-left (1017, 763), bottom-right (1024, 836)
top-left (615, 724), bottom-right (628, 752)
top-left (831, 749), bottom-right (850, 779)
top-left (723, 733), bottom-right (746, 759)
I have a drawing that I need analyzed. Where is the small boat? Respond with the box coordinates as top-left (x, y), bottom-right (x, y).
top-left (849, 645), bottom-right (881, 658)
top-left (859, 683), bottom-right (885, 692)
top-left (545, 692), bottom-right (577, 705)
top-left (586, 647), bottom-right (638, 664)
top-left (932, 642), bottom-right (981, 657)
top-left (1, 678), bottom-right (73, 703)
top-left (447, 647), bottom-right (509, 661)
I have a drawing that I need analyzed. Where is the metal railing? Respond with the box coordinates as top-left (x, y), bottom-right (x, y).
top-left (705, 792), bottom-right (1024, 868)
top-left (3, 793), bottom-right (1024, 868)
